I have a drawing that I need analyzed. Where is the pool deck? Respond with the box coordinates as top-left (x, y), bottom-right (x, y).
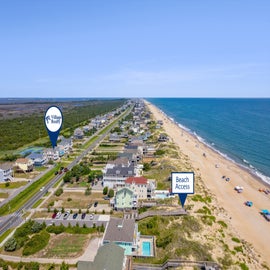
top-left (137, 235), bottom-right (155, 257)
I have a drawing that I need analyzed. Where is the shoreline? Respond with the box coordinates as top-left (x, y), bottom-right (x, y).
top-left (145, 99), bottom-right (270, 265)
top-left (156, 105), bottom-right (270, 188)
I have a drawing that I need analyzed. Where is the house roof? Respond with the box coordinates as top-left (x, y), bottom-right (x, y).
top-left (105, 165), bottom-right (135, 177)
top-left (109, 157), bottom-right (129, 166)
top-left (0, 162), bottom-right (13, 170)
top-left (77, 242), bottom-right (125, 270)
top-left (15, 158), bottom-right (32, 164)
top-left (116, 187), bottom-right (134, 196)
top-left (125, 176), bottom-right (148, 185)
top-left (103, 217), bottom-right (135, 243)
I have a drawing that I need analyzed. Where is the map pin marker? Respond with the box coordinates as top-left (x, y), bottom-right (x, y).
top-left (44, 106), bottom-right (63, 148)
top-left (179, 193), bottom-right (187, 208)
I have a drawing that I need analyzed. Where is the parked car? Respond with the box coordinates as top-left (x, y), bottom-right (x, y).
top-left (81, 213), bottom-right (86, 219)
top-left (56, 212), bottom-right (62, 219)
top-left (89, 214), bottom-right (94, 220)
top-left (52, 212), bottom-right (57, 219)
top-left (94, 201), bottom-right (98, 207)
top-left (63, 210), bottom-right (70, 220)
top-left (73, 213), bottom-right (78, 219)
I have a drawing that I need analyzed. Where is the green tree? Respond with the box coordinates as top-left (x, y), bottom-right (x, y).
top-left (108, 189), bottom-right (114, 198)
top-left (103, 186), bottom-right (108, 195)
top-left (4, 237), bottom-right (17, 251)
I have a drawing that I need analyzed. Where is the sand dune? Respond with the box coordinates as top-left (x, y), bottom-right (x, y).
top-left (146, 100), bottom-right (270, 265)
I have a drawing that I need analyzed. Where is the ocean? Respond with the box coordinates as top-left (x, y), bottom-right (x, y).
top-left (147, 98), bottom-right (270, 185)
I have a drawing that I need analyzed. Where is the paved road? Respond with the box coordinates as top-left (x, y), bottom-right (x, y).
top-left (0, 105), bottom-right (132, 237)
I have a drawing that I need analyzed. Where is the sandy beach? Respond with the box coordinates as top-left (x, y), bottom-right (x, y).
top-left (145, 100), bottom-right (270, 265)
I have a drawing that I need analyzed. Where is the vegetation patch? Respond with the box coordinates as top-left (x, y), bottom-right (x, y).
top-left (22, 231), bottom-right (50, 256)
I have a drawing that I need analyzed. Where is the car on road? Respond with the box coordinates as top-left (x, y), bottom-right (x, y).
top-left (56, 212), bottom-right (62, 219)
top-left (94, 201), bottom-right (98, 207)
top-left (89, 214), bottom-right (94, 220)
top-left (73, 213), bottom-right (78, 219)
top-left (81, 213), bottom-right (86, 219)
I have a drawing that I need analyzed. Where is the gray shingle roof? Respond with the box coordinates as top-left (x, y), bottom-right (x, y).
top-left (103, 217), bottom-right (135, 243)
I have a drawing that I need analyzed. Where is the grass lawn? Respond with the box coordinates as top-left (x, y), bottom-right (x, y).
top-left (45, 191), bottom-right (104, 209)
top-left (0, 181), bottom-right (27, 189)
top-left (0, 192), bottom-right (9, 198)
top-left (40, 233), bottom-right (90, 258)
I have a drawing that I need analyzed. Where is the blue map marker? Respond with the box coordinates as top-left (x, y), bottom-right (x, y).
top-left (44, 106), bottom-right (63, 148)
top-left (171, 172), bottom-right (194, 208)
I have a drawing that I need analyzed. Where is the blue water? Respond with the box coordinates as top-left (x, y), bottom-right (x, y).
top-left (142, 242), bottom-right (151, 256)
top-left (147, 98), bottom-right (270, 184)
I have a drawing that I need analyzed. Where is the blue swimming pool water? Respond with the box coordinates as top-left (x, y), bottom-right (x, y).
top-left (142, 242), bottom-right (151, 256)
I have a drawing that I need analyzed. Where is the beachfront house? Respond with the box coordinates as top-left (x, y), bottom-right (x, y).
top-left (114, 187), bottom-right (138, 210)
top-left (0, 163), bottom-right (13, 182)
top-left (158, 133), bottom-right (169, 142)
top-left (103, 217), bottom-right (139, 256)
top-left (125, 176), bottom-right (149, 200)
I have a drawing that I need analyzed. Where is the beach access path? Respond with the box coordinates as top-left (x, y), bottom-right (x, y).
top-left (145, 100), bottom-right (270, 265)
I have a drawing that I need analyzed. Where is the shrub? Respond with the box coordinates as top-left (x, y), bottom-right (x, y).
top-left (24, 262), bottom-right (40, 270)
top-left (54, 188), bottom-right (63, 197)
top-left (60, 262), bottom-right (69, 270)
top-left (108, 189), bottom-right (114, 198)
top-left (103, 186), bottom-right (108, 195)
top-left (31, 222), bottom-right (44, 233)
top-left (218, 220), bottom-right (228, 228)
top-left (46, 224), bottom-right (65, 234)
top-left (22, 231), bottom-right (50, 256)
top-left (4, 237), bottom-right (17, 251)
top-left (232, 237), bottom-right (241, 243)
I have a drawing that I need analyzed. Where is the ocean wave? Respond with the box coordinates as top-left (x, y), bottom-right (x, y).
top-left (161, 109), bottom-right (270, 186)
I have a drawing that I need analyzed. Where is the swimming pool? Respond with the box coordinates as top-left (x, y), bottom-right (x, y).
top-left (142, 242), bottom-right (151, 256)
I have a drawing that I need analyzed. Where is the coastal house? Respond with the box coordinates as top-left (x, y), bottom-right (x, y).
top-left (125, 176), bottom-right (156, 199)
top-left (125, 176), bottom-right (148, 199)
top-left (0, 163), bottom-right (13, 182)
top-left (102, 164), bottom-right (137, 188)
top-left (44, 148), bottom-right (60, 160)
top-left (114, 187), bottom-right (138, 210)
top-left (58, 137), bottom-right (73, 155)
top-left (158, 133), bottom-right (169, 142)
top-left (77, 243), bottom-right (126, 270)
top-left (74, 128), bottom-right (84, 139)
top-left (109, 133), bottom-right (121, 142)
top-left (103, 217), bottom-right (139, 255)
top-left (27, 152), bottom-right (48, 167)
top-left (14, 158), bottom-right (34, 172)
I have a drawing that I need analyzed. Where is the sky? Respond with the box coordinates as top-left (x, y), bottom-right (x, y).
top-left (0, 0), bottom-right (269, 98)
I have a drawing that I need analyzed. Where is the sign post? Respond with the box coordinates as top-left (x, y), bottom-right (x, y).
top-left (171, 172), bottom-right (194, 208)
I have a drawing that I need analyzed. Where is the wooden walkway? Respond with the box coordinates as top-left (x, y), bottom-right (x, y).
top-left (136, 208), bottom-right (187, 220)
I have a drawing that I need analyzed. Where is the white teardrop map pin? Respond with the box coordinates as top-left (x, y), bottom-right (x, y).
top-left (44, 106), bottom-right (63, 148)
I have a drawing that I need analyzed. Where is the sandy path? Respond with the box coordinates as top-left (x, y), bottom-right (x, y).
top-left (146, 100), bottom-right (270, 265)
